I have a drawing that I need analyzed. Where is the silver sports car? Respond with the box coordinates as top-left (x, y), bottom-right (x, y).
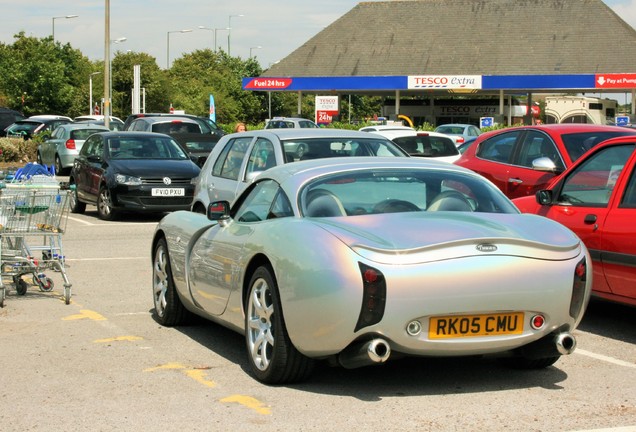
top-left (152, 158), bottom-right (592, 384)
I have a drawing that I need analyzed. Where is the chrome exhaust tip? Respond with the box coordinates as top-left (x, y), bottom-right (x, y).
top-left (555, 332), bottom-right (576, 355)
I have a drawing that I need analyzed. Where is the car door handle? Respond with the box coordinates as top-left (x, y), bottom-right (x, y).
top-left (584, 214), bottom-right (597, 224)
top-left (508, 178), bottom-right (523, 184)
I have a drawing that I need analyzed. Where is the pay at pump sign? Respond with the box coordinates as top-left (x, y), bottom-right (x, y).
top-left (315, 95), bottom-right (339, 125)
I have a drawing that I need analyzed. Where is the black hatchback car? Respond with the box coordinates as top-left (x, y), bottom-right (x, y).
top-left (69, 131), bottom-right (200, 220)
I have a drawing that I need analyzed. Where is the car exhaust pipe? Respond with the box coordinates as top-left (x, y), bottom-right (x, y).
top-left (338, 338), bottom-right (391, 369)
top-left (518, 332), bottom-right (577, 359)
top-left (555, 332), bottom-right (576, 355)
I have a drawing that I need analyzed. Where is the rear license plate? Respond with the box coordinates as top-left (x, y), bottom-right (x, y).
top-left (429, 312), bottom-right (523, 339)
top-left (151, 188), bottom-right (185, 197)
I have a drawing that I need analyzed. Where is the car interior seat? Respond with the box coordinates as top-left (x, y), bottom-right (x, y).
top-left (305, 189), bottom-right (346, 217)
top-left (427, 190), bottom-right (473, 212)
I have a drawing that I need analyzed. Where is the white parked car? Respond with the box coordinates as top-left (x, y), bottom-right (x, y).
top-left (364, 128), bottom-right (461, 163)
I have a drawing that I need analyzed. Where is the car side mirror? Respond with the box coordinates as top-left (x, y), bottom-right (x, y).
top-left (532, 157), bottom-right (558, 173)
top-left (536, 190), bottom-right (553, 205)
top-left (207, 201), bottom-right (230, 221)
top-left (87, 154), bottom-right (102, 163)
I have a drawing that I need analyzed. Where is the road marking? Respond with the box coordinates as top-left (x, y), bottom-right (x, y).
top-left (144, 362), bottom-right (216, 388)
top-left (94, 335), bottom-right (143, 343)
top-left (65, 257), bottom-right (146, 261)
top-left (63, 309), bottom-right (107, 321)
top-left (575, 349), bottom-right (636, 369)
top-left (220, 395), bottom-right (271, 415)
top-left (67, 216), bottom-right (158, 227)
top-left (67, 216), bottom-right (94, 225)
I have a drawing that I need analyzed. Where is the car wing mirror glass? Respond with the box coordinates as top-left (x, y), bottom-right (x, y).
top-left (536, 190), bottom-right (553, 205)
top-left (207, 201), bottom-right (230, 221)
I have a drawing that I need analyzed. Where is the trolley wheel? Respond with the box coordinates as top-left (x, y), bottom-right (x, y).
top-left (15, 278), bottom-right (28, 296)
top-left (0, 288), bottom-right (5, 308)
top-left (64, 286), bottom-right (71, 305)
top-left (38, 277), bottom-right (55, 292)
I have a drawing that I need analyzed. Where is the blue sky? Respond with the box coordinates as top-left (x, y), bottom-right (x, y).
top-left (1, 0), bottom-right (635, 73)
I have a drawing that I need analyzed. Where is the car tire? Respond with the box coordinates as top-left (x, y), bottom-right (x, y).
top-left (97, 185), bottom-right (118, 221)
top-left (500, 355), bottom-right (560, 369)
top-left (245, 265), bottom-right (315, 384)
top-left (69, 181), bottom-right (86, 214)
top-left (54, 155), bottom-right (66, 175)
top-left (152, 237), bottom-right (191, 326)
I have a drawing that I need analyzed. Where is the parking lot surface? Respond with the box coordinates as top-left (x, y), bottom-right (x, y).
top-left (0, 207), bottom-right (635, 431)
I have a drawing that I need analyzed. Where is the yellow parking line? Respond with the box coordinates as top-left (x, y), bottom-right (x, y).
top-left (62, 309), bottom-right (106, 321)
top-left (94, 335), bottom-right (143, 343)
top-left (220, 395), bottom-right (271, 415)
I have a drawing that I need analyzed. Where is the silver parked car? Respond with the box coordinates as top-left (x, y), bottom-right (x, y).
top-left (37, 123), bottom-right (109, 174)
top-left (264, 117), bottom-right (319, 129)
top-left (190, 128), bottom-right (408, 213)
top-left (152, 157), bottom-right (592, 384)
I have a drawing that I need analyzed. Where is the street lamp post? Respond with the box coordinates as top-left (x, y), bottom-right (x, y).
top-left (109, 37), bottom-right (126, 116)
top-left (166, 29), bottom-right (193, 69)
top-left (89, 71), bottom-right (101, 114)
top-left (51, 14), bottom-right (78, 41)
top-left (227, 14), bottom-right (244, 56)
top-left (249, 46), bottom-right (262, 58)
top-left (198, 26), bottom-right (229, 52)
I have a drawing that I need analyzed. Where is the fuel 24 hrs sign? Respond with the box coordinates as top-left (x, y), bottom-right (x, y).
top-left (315, 96), bottom-right (339, 125)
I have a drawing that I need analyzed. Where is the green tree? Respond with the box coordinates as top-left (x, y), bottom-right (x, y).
top-left (0, 32), bottom-right (92, 117)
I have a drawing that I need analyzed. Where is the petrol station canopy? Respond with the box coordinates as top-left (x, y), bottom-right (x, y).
top-left (243, 0), bottom-right (636, 96)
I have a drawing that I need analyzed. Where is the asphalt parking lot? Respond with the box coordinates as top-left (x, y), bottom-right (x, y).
top-left (0, 206), bottom-right (635, 431)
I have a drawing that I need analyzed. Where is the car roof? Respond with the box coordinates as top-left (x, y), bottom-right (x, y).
top-left (87, 131), bottom-right (172, 139)
top-left (132, 116), bottom-right (199, 124)
top-left (228, 128), bottom-right (398, 140)
top-left (436, 123), bottom-right (475, 129)
top-left (29, 115), bottom-right (73, 122)
top-left (58, 123), bottom-right (110, 130)
top-left (74, 115), bottom-right (124, 122)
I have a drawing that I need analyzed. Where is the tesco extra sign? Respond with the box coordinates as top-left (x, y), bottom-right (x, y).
top-left (408, 75), bottom-right (482, 90)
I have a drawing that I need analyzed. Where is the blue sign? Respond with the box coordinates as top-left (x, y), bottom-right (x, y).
top-left (615, 115), bottom-right (630, 126)
top-left (480, 117), bottom-right (494, 128)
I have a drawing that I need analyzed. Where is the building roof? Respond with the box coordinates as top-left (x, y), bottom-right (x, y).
top-left (263, 0), bottom-right (636, 78)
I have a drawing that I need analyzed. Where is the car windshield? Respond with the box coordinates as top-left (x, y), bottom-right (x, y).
top-left (282, 137), bottom-right (406, 162)
top-left (301, 169), bottom-right (516, 217)
top-left (393, 135), bottom-right (458, 157)
top-left (107, 136), bottom-right (189, 160)
top-left (562, 131), bottom-right (636, 162)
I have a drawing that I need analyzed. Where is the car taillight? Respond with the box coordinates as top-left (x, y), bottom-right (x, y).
top-left (456, 137), bottom-right (465, 144)
top-left (569, 257), bottom-right (587, 318)
top-left (65, 139), bottom-right (76, 149)
top-left (354, 263), bottom-right (386, 332)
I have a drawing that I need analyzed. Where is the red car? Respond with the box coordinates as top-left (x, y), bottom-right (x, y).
top-left (455, 124), bottom-right (636, 199)
top-left (513, 136), bottom-right (636, 306)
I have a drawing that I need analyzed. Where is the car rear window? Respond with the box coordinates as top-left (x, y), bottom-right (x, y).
top-left (152, 122), bottom-right (200, 134)
top-left (562, 131), bottom-right (636, 162)
top-left (282, 137), bottom-right (406, 162)
top-left (393, 135), bottom-right (458, 157)
top-left (71, 129), bottom-right (104, 140)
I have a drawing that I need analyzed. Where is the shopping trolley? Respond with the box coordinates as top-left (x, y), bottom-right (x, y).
top-left (0, 177), bottom-right (72, 307)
